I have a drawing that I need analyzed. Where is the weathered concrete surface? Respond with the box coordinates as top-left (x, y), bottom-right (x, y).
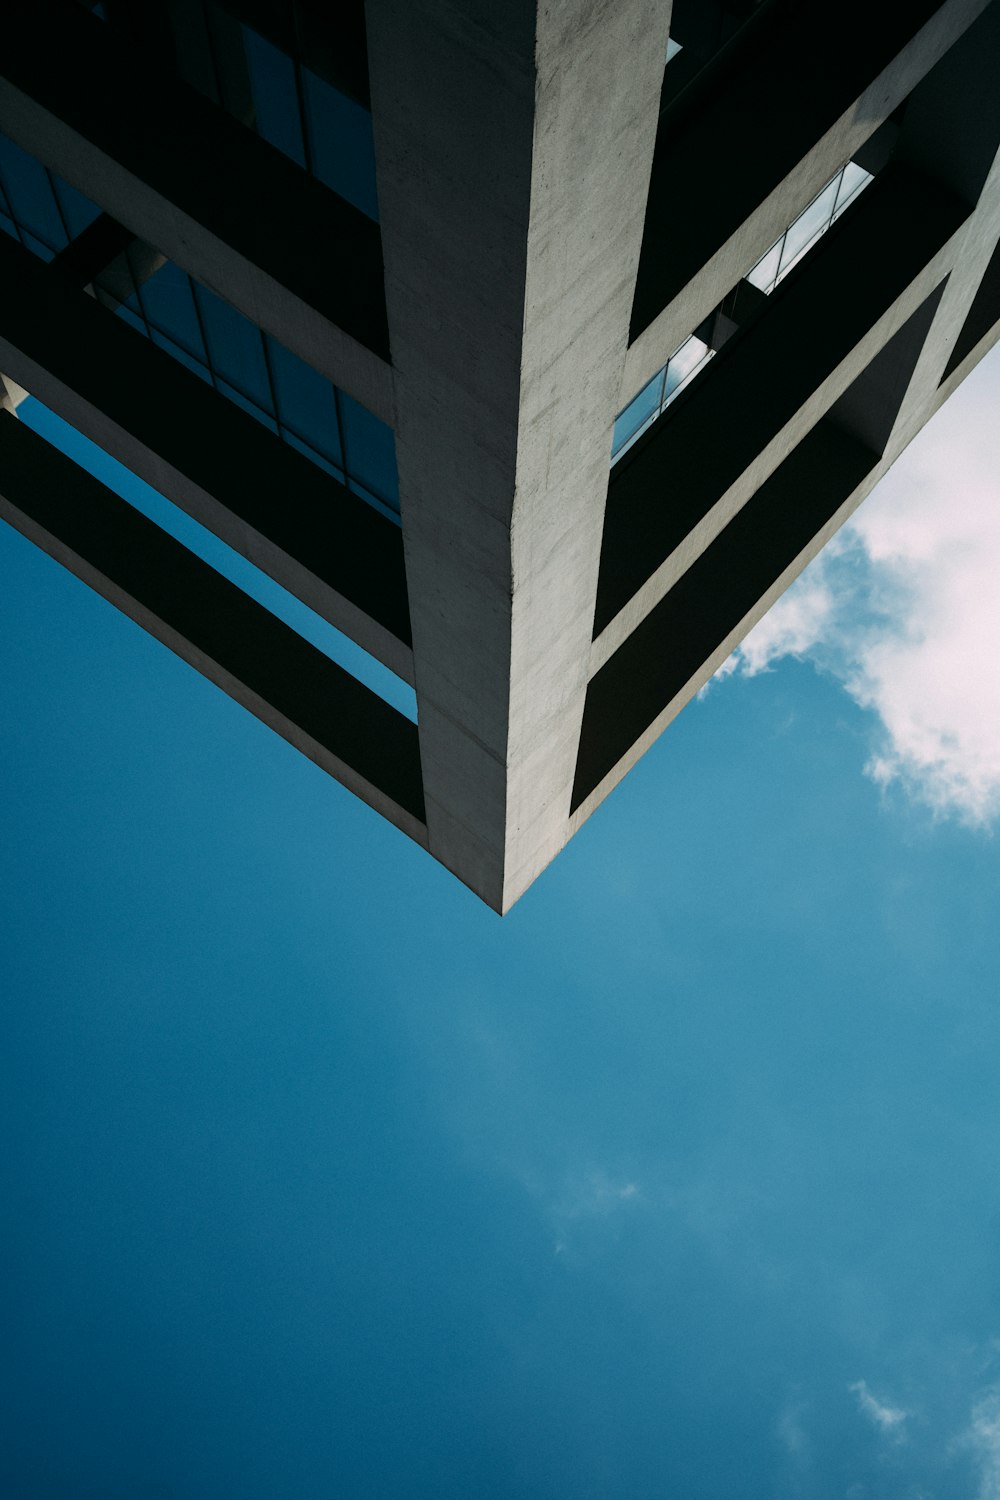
top-left (4, 0), bottom-right (1000, 911)
top-left (0, 234), bottom-right (413, 679)
top-left (368, 0), bottom-right (669, 909)
top-left (0, 0), bottom-right (394, 422)
top-left (623, 0), bottom-right (991, 404)
top-left (593, 166), bottom-right (971, 672)
top-left (573, 0), bottom-right (1000, 837)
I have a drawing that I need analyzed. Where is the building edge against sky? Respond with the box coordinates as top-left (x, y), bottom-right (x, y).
top-left (2, 0), bottom-right (1000, 912)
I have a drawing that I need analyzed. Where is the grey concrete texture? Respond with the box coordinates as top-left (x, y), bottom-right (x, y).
top-left (0, 1), bottom-right (395, 422)
top-left (0, 232), bottom-right (413, 681)
top-left (624, 0), bottom-right (991, 398)
top-left (368, 0), bottom-right (670, 910)
top-left (3, 0), bottom-right (1000, 912)
top-left (574, 0), bottom-right (1000, 840)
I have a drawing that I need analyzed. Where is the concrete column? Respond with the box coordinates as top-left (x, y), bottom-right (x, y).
top-left (367, 0), bottom-right (669, 910)
top-left (881, 0), bottom-right (1000, 446)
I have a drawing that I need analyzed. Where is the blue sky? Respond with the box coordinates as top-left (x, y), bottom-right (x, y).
top-left (3, 353), bottom-right (1000, 1499)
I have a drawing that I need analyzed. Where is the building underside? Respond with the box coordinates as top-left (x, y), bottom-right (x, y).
top-left (2, 0), bottom-right (1000, 911)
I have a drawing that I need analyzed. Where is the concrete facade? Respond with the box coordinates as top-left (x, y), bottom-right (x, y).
top-left (2, 0), bottom-right (1000, 910)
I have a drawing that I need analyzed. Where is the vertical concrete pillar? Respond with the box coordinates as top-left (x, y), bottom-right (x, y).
top-left (367, 0), bottom-right (669, 909)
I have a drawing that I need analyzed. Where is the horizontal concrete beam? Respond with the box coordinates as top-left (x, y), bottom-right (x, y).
top-left (0, 409), bottom-right (427, 840)
top-left (0, 0), bottom-right (394, 422)
top-left (367, 0), bottom-right (669, 912)
top-left (0, 232), bottom-right (413, 679)
top-left (879, 1), bottom-right (1000, 443)
top-left (935, 231), bottom-right (1000, 397)
top-left (568, 429), bottom-right (883, 838)
top-left (572, 267), bottom-right (966, 826)
top-left (595, 161), bottom-right (970, 667)
top-left (624, 0), bottom-right (989, 399)
top-left (575, 419), bottom-right (879, 809)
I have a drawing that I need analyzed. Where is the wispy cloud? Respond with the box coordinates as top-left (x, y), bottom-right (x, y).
top-left (712, 351), bottom-right (1000, 827)
top-left (849, 1379), bottom-right (909, 1438)
top-left (776, 1399), bottom-right (812, 1464)
top-left (962, 1386), bottom-right (1000, 1499)
top-left (552, 1169), bottom-right (641, 1222)
top-left (546, 1169), bottom-right (643, 1254)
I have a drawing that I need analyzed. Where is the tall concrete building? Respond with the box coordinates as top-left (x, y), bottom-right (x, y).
top-left (1, 0), bottom-right (999, 911)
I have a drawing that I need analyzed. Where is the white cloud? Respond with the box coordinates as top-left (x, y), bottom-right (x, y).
top-left (849, 1379), bottom-right (909, 1438)
top-left (541, 1169), bottom-right (643, 1255)
top-left (963, 1386), bottom-right (1000, 1500)
top-left (714, 346), bottom-right (1000, 827)
top-left (552, 1169), bottom-right (641, 1222)
top-left (776, 1399), bottom-right (812, 1463)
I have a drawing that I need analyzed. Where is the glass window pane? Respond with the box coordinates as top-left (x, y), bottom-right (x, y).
top-left (833, 161), bottom-right (872, 219)
top-left (0, 136), bottom-right (67, 251)
top-left (776, 175), bottom-right (840, 281)
top-left (21, 232), bottom-right (56, 263)
top-left (347, 478), bottom-right (402, 526)
top-left (282, 431), bottom-right (345, 483)
top-left (746, 237), bottom-right (783, 292)
top-left (612, 368), bottom-right (665, 456)
top-left (242, 25), bottom-right (307, 169)
top-left (266, 335), bottom-right (343, 467)
top-left (301, 69), bottom-right (379, 221)
top-left (216, 380), bottom-right (279, 432)
top-left (50, 175), bottom-right (101, 238)
top-left (114, 302), bottom-right (148, 336)
top-left (339, 391), bottom-right (399, 509)
top-left (663, 336), bottom-right (710, 400)
top-left (193, 283), bottom-right (272, 411)
top-left (138, 262), bottom-right (207, 362)
top-left (150, 328), bottom-right (211, 382)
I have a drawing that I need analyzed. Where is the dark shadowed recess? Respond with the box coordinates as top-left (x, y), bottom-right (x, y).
top-left (943, 235), bottom-right (1000, 380)
top-left (0, 413), bottom-right (425, 822)
top-left (633, 0), bottom-right (947, 339)
top-left (573, 282), bottom-right (950, 808)
top-left (599, 164), bottom-right (966, 637)
top-left (0, 233), bottom-right (411, 647)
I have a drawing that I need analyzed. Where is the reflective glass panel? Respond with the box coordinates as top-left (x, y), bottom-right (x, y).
top-left (138, 261), bottom-right (207, 363)
top-left (776, 175), bottom-right (840, 280)
top-left (746, 237), bottom-right (783, 293)
top-left (283, 431), bottom-right (344, 483)
top-left (833, 161), bottom-right (872, 219)
top-left (149, 329), bottom-right (210, 382)
top-left (0, 128), bottom-right (400, 525)
top-left (242, 25), bottom-right (307, 169)
top-left (612, 368), bottom-right (665, 456)
top-left (216, 379), bottom-right (278, 432)
top-left (301, 69), bottom-right (379, 221)
top-left (0, 138), bottom-right (66, 251)
top-left (663, 335), bottom-right (710, 400)
top-left (266, 335), bottom-right (344, 468)
top-left (21, 233), bottom-right (56, 263)
top-left (339, 391), bottom-right (400, 510)
top-left (193, 284), bottom-right (272, 410)
top-left (114, 302), bottom-right (148, 336)
top-left (50, 177), bottom-right (102, 239)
